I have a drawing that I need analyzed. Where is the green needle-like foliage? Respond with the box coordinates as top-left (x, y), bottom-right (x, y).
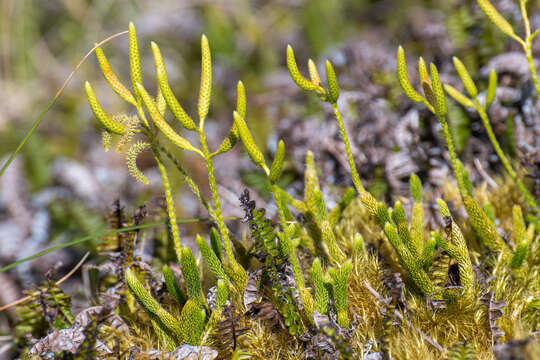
top-left (162, 264), bottom-right (187, 306)
top-left (311, 258), bottom-right (329, 315)
top-left (329, 187), bottom-right (355, 227)
top-left (216, 279), bottom-right (228, 308)
top-left (303, 152), bottom-right (343, 263)
top-left (180, 246), bottom-right (205, 306)
top-left (409, 174), bottom-right (426, 257)
top-left (328, 260), bottom-right (352, 327)
top-left (445, 340), bottom-right (477, 360)
top-left (352, 233), bottom-right (365, 258)
top-left (209, 227), bottom-right (223, 262)
top-left (196, 234), bottom-right (229, 282)
top-left (434, 199), bottom-right (475, 289)
top-left (125, 268), bottom-right (183, 343)
top-left (384, 222), bottom-right (435, 296)
top-left (179, 299), bottom-right (206, 345)
top-left (277, 224), bottom-right (315, 317)
top-left (462, 196), bottom-right (503, 252)
top-left (510, 205), bottom-right (533, 269)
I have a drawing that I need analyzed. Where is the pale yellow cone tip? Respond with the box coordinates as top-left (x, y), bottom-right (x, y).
top-left (84, 81), bottom-right (93, 92)
top-left (129, 22), bottom-right (135, 29)
top-left (238, 80), bottom-right (244, 89)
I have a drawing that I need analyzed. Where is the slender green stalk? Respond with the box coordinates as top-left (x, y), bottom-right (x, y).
top-left (474, 100), bottom-right (538, 209)
top-left (519, 0), bottom-right (540, 98)
top-left (158, 144), bottom-right (214, 216)
top-left (331, 103), bottom-right (364, 193)
top-left (151, 144), bottom-right (183, 261)
top-left (522, 42), bottom-right (540, 97)
top-left (198, 129), bottom-right (247, 287)
top-left (435, 113), bottom-right (466, 196)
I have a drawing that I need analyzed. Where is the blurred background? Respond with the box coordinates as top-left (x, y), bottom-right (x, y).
top-left (1, 0), bottom-right (540, 353)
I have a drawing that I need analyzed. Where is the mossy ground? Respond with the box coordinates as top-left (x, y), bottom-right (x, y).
top-left (73, 175), bottom-right (537, 360)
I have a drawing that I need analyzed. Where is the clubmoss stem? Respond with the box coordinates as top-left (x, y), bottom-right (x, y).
top-left (331, 103), bottom-right (364, 193)
top-left (151, 144), bottom-right (182, 262)
top-left (523, 42), bottom-right (540, 99)
top-left (474, 100), bottom-right (538, 210)
top-left (435, 113), bottom-right (467, 196)
top-left (198, 129), bottom-right (247, 288)
top-left (519, 1), bottom-right (540, 99)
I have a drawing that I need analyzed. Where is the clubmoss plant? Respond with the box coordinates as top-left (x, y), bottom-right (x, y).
top-left (24, 7), bottom-right (537, 357)
top-left (286, 44), bottom-right (454, 300)
top-left (86, 24), bottom-right (251, 295)
top-left (397, 41), bottom-right (538, 277)
top-left (477, 0), bottom-right (540, 99)
top-left (286, 45), bottom-right (378, 218)
top-left (398, 47), bottom-right (506, 253)
top-left (444, 57), bottom-right (538, 211)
